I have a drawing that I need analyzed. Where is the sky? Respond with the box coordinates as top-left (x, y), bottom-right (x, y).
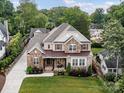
top-left (10, 0), bottom-right (121, 14)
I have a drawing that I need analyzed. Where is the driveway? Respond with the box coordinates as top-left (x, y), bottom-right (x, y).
top-left (1, 52), bottom-right (27, 93)
top-left (1, 51), bottom-right (54, 93)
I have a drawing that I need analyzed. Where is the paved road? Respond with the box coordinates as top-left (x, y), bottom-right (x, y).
top-left (1, 51), bottom-right (54, 93)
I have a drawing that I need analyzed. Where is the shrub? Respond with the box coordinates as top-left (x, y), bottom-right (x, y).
top-left (32, 67), bottom-right (43, 74)
top-left (105, 73), bottom-right (116, 82)
top-left (66, 63), bottom-right (71, 75)
top-left (0, 32), bottom-right (23, 71)
top-left (54, 68), bottom-right (66, 75)
top-left (87, 65), bottom-right (92, 76)
top-left (26, 67), bottom-right (43, 74)
top-left (69, 69), bottom-right (79, 76)
top-left (69, 68), bottom-right (88, 77)
top-left (26, 66), bottom-right (33, 74)
top-left (80, 68), bottom-right (88, 77)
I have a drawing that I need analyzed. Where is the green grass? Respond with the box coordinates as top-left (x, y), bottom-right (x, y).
top-left (92, 48), bottom-right (104, 55)
top-left (19, 76), bottom-right (106, 93)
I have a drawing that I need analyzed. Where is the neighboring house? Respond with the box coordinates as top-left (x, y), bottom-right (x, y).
top-left (27, 23), bottom-right (92, 72)
top-left (89, 29), bottom-right (103, 43)
top-left (0, 21), bottom-right (9, 59)
top-left (97, 50), bottom-right (123, 75)
top-left (89, 23), bottom-right (104, 43)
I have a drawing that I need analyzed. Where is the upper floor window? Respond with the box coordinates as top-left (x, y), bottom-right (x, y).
top-left (68, 44), bottom-right (76, 52)
top-left (81, 44), bottom-right (88, 50)
top-left (33, 57), bottom-right (39, 64)
top-left (55, 44), bottom-right (62, 50)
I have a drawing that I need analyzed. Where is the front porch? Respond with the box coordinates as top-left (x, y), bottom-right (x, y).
top-left (43, 58), bottom-right (66, 72)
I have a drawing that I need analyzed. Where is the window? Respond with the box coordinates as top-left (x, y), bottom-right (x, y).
top-left (108, 69), bottom-right (112, 72)
top-left (113, 69), bottom-right (117, 73)
top-left (81, 44), bottom-right (88, 50)
top-left (72, 58), bottom-right (86, 67)
top-left (68, 44), bottom-right (76, 52)
top-left (79, 59), bottom-right (85, 66)
top-left (72, 59), bottom-right (78, 66)
top-left (48, 45), bottom-right (50, 49)
top-left (33, 57), bottom-right (39, 64)
top-left (55, 44), bottom-right (62, 50)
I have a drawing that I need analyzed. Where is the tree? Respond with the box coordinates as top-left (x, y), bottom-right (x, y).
top-left (90, 8), bottom-right (105, 29)
top-left (107, 2), bottom-right (124, 27)
top-left (103, 19), bottom-right (124, 77)
top-left (115, 75), bottom-right (124, 93)
top-left (41, 6), bottom-right (90, 38)
top-left (16, 2), bottom-right (48, 35)
top-left (45, 22), bottom-right (55, 30)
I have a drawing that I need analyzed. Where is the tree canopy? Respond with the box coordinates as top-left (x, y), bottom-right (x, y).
top-left (41, 6), bottom-right (90, 38)
top-left (107, 2), bottom-right (124, 27)
top-left (90, 8), bottom-right (105, 29)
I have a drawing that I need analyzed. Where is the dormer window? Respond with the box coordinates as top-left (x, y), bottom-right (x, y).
top-left (55, 44), bottom-right (62, 51)
top-left (68, 44), bottom-right (76, 52)
top-left (81, 44), bottom-right (88, 50)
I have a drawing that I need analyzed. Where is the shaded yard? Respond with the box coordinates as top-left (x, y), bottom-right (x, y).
top-left (19, 76), bottom-right (107, 93)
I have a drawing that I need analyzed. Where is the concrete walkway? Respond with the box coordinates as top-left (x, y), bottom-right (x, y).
top-left (1, 52), bottom-right (54, 93)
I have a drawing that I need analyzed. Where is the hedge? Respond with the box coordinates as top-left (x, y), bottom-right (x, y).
top-left (0, 32), bottom-right (22, 71)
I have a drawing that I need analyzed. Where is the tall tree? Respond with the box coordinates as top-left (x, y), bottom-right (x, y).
top-left (107, 2), bottom-right (124, 27)
top-left (15, 2), bottom-right (48, 35)
top-left (103, 19), bottom-right (124, 77)
top-left (90, 8), bottom-right (105, 29)
top-left (0, 0), bottom-right (14, 20)
top-left (41, 6), bottom-right (90, 38)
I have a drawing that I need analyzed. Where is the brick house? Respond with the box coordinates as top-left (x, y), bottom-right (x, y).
top-left (27, 23), bottom-right (92, 72)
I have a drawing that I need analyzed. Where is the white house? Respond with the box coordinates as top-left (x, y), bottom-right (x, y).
top-left (97, 50), bottom-right (123, 75)
top-left (0, 21), bottom-right (9, 59)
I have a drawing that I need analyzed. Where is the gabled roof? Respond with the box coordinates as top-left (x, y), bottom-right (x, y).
top-left (27, 30), bottom-right (49, 51)
top-left (44, 23), bottom-right (90, 43)
top-left (44, 23), bottom-right (69, 42)
top-left (99, 50), bottom-right (123, 68)
top-left (28, 43), bottom-right (44, 53)
top-left (0, 23), bottom-right (7, 37)
top-left (29, 28), bottom-right (50, 39)
top-left (54, 25), bottom-right (90, 43)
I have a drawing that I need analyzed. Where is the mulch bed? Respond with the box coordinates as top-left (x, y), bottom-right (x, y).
top-left (0, 72), bottom-right (6, 92)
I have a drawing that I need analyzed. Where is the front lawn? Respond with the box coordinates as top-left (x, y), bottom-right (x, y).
top-left (92, 48), bottom-right (104, 55)
top-left (19, 76), bottom-right (107, 93)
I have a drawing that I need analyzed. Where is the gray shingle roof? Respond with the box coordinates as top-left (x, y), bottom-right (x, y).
top-left (100, 50), bottom-right (123, 68)
top-left (0, 23), bottom-right (7, 37)
top-left (29, 28), bottom-right (50, 39)
top-left (27, 32), bottom-right (49, 51)
top-left (105, 57), bottom-right (122, 68)
top-left (67, 26), bottom-right (77, 31)
top-left (44, 23), bottom-right (69, 42)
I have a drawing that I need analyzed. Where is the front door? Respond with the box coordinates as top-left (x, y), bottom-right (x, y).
top-left (44, 59), bottom-right (54, 72)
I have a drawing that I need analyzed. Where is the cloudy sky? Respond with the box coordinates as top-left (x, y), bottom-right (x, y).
top-left (11, 0), bottom-right (121, 14)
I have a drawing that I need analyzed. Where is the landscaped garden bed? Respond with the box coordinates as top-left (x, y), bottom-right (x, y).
top-left (0, 72), bottom-right (5, 92)
top-left (19, 76), bottom-right (108, 93)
